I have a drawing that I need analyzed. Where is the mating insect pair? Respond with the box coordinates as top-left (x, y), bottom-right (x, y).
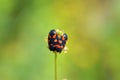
top-left (48, 29), bottom-right (68, 53)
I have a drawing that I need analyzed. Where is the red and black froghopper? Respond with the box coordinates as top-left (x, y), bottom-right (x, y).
top-left (48, 29), bottom-right (68, 53)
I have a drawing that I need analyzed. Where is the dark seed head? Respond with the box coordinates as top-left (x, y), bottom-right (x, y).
top-left (48, 29), bottom-right (68, 53)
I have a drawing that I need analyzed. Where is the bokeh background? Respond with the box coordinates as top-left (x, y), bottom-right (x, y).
top-left (0, 0), bottom-right (120, 80)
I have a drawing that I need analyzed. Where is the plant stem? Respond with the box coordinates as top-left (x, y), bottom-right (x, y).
top-left (54, 53), bottom-right (57, 80)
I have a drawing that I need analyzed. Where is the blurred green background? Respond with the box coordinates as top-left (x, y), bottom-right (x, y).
top-left (0, 0), bottom-right (120, 80)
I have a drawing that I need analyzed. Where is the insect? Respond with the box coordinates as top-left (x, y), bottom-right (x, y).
top-left (48, 29), bottom-right (68, 53)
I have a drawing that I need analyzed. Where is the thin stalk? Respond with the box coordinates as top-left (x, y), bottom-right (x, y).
top-left (54, 53), bottom-right (57, 80)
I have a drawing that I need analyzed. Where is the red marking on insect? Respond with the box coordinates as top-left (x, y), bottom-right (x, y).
top-left (55, 45), bottom-right (61, 48)
top-left (62, 36), bottom-right (65, 40)
top-left (54, 39), bottom-right (57, 42)
top-left (52, 34), bottom-right (56, 38)
top-left (61, 46), bottom-right (63, 48)
top-left (58, 40), bottom-right (62, 44)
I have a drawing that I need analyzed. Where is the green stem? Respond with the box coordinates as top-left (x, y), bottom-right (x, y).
top-left (54, 53), bottom-right (57, 80)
